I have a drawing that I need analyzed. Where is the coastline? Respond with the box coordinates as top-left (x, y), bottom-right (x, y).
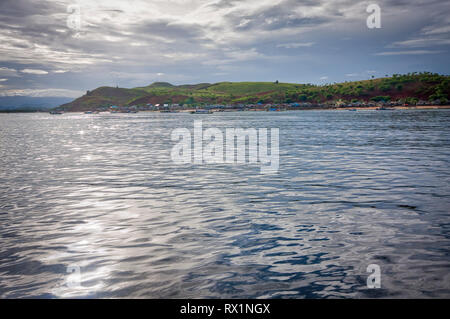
top-left (334, 105), bottom-right (450, 111)
top-left (2, 105), bottom-right (450, 114)
top-left (72, 105), bottom-right (450, 113)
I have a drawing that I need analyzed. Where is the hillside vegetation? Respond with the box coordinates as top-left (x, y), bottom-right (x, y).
top-left (59, 72), bottom-right (450, 111)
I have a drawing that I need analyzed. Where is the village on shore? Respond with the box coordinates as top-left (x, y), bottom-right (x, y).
top-left (51, 73), bottom-right (449, 114)
top-left (71, 98), bottom-right (450, 114)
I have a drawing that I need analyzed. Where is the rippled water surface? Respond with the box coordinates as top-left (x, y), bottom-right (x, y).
top-left (0, 110), bottom-right (449, 298)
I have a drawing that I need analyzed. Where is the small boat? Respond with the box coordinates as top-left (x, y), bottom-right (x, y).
top-left (84, 111), bottom-right (93, 114)
top-left (49, 110), bottom-right (63, 115)
top-left (160, 110), bottom-right (179, 113)
top-left (348, 109), bottom-right (357, 111)
top-left (191, 109), bottom-right (213, 114)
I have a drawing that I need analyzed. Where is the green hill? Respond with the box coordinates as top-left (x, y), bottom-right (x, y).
top-left (59, 72), bottom-right (449, 111)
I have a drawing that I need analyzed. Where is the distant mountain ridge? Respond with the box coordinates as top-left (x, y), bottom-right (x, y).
top-left (58, 73), bottom-right (449, 111)
top-left (0, 96), bottom-right (73, 111)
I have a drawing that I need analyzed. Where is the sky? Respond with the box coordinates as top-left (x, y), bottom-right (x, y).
top-left (0, 0), bottom-right (449, 98)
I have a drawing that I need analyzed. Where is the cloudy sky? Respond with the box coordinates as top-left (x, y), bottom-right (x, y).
top-left (0, 0), bottom-right (449, 98)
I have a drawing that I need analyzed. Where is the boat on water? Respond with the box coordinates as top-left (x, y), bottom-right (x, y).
top-left (160, 110), bottom-right (179, 113)
top-left (110, 110), bottom-right (139, 113)
top-left (191, 109), bottom-right (213, 114)
top-left (348, 109), bottom-right (357, 111)
top-left (49, 110), bottom-right (63, 115)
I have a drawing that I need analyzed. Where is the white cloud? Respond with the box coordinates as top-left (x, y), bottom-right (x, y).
top-left (319, 76), bottom-right (328, 80)
top-left (20, 69), bottom-right (49, 75)
top-left (277, 42), bottom-right (315, 49)
top-left (422, 25), bottom-right (450, 35)
top-left (0, 78), bottom-right (8, 82)
top-left (375, 50), bottom-right (444, 56)
top-left (389, 38), bottom-right (450, 48)
top-left (224, 48), bottom-right (263, 61)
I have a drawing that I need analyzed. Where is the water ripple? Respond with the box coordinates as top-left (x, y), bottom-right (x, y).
top-left (0, 110), bottom-right (449, 298)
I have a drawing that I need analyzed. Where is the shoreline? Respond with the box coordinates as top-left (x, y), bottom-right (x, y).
top-left (335, 105), bottom-right (450, 110)
top-left (1, 105), bottom-right (450, 114)
top-left (68, 105), bottom-right (450, 113)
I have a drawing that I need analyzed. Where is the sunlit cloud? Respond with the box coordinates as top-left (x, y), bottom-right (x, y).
top-left (21, 69), bottom-right (49, 75)
top-left (374, 50), bottom-right (444, 56)
top-left (0, 0), bottom-right (448, 97)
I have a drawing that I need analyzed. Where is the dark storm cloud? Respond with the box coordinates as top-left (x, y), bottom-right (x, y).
top-left (132, 19), bottom-right (206, 41)
top-left (207, 0), bottom-right (238, 9)
top-left (0, 0), bottom-right (60, 17)
top-left (0, 0), bottom-right (448, 97)
top-left (225, 1), bottom-right (330, 32)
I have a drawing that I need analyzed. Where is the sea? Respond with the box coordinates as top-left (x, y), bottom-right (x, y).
top-left (0, 110), bottom-right (449, 298)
